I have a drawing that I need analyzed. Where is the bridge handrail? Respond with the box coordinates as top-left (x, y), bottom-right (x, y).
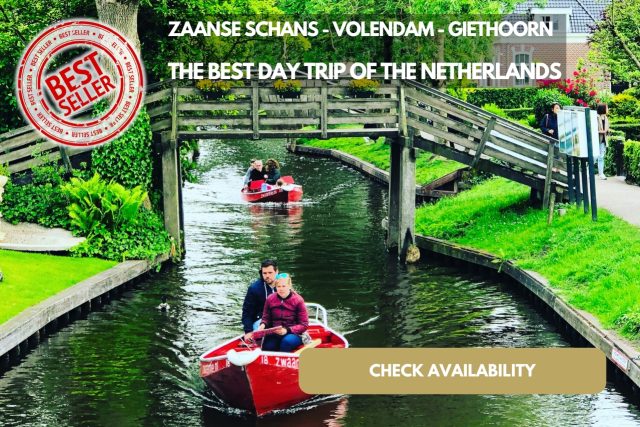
top-left (404, 80), bottom-right (558, 146)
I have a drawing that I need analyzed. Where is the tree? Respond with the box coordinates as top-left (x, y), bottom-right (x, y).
top-left (589, 0), bottom-right (640, 83)
top-left (95, 0), bottom-right (140, 51)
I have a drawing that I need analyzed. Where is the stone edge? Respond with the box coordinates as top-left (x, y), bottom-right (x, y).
top-left (415, 234), bottom-right (640, 388)
top-left (0, 253), bottom-right (169, 356)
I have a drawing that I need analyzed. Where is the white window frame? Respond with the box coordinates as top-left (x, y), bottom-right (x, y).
top-left (514, 52), bottom-right (531, 86)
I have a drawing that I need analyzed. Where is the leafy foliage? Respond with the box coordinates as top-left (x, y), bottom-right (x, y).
top-left (61, 173), bottom-right (147, 235)
top-left (61, 173), bottom-right (171, 261)
top-left (90, 107), bottom-right (153, 190)
top-left (69, 209), bottom-right (171, 261)
top-left (481, 103), bottom-right (508, 118)
top-left (539, 65), bottom-right (601, 108)
top-left (589, 0), bottom-right (640, 83)
top-left (610, 94), bottom-right (640, 118)
top-left (464, 87), bottom-right (539, 109)
top-left (0, 162), bottom-right (69, 228)
top-left (623, 140), bottom-right (640, 185)
top-left (532, 89), bottom-right (574, 122)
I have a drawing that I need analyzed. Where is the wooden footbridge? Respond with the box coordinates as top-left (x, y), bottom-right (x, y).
top-left (0, 78), bottom-right (566, 259)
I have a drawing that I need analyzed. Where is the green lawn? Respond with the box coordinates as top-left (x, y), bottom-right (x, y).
top-left (298, 134), bottom-right (465, 185)
top-left (0, 250), bottom-right (116, 325)
top-left (416, 177), bottom-right (640, 341)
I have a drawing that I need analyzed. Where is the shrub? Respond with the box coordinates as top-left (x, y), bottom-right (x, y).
top-left (604, 134), bottom-right (626, 176)
top-left (465, 87), bottom-right (539, 108)
top-left (0, 162), bottom-right (70, 228)
top-left (273, 79), bottom-right (302, 94)
top-left (91, 106), bottom-right (153, 190)
top-left (623, 140), bottom-right (640, 184)
top-left (532, 89), bottom-right (574, 122)
top-left (348, 79), bottom-right (380, 96)
top-left (1, 181), bottom-right (70, 228)
top-left (70, 209), bottom-right (171, 261)
top-left (539, 63), bottom-right (601, 107)
top-left (503, 108), bottom-right (533, 120)
top-left (481, 103), bottom-right (508, 118)
top-left (61, 173), bottom-right (147, 235)
top-left (62, 173), bottom-right (171, 261)
top-left (195, 79), bottom-right (232, 94)
top-left (610, 94), bottom-right (640, 118)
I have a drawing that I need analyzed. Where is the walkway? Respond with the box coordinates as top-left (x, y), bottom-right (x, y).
top-left (596, 176), bottom-right (640, 227)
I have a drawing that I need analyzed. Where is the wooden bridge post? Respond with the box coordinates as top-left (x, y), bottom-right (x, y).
top-left (160, 81), bottom-right (182, 255)
top-left (387, 84), bottom-right (416, 260)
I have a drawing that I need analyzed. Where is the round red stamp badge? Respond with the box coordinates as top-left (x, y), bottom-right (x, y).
top-left (16, 19), bottom-right (145, 147)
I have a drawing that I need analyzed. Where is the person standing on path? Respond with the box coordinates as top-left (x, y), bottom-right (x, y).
top-left (597, 103), bottom-right (610, 180)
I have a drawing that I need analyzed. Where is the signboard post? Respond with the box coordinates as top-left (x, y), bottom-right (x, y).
top-left (557, 107), bottom-right (598, 221)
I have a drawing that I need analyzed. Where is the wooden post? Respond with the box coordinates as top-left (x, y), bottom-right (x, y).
top-left (161, 82), bottom-right (182, 254)
top-left (320, 81), bottom-right (328, 139)
top-left (471, 118), bottom-right (495, 168)
top-left (387, 84), bottom-right (415, 260)
top-left (59, 147), bottom-right (72, 172)
top-left (542, 143), bottom-right (555, 209)
top-left (387, 137), bottom-right (401, 250)
top-left (252, 79), bottom-right (259, 140)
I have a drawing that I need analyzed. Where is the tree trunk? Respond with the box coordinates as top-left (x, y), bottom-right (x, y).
top-left (95, 0), bottom-right (140, 52)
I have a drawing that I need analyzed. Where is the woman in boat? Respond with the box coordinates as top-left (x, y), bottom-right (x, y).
top-left (264, 158), bottom-right (281, 185)
top-left (258, 273), bottom-right (308, 352)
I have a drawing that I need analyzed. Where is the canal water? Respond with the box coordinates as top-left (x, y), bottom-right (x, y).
top-left (1, 139), bottom-right (639, 426)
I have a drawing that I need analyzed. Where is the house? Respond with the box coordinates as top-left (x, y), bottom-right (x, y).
top-left (482, 0), bottom-right (610, 89)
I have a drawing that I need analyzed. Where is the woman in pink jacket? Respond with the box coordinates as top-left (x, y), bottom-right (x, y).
top-left (258, 273), bottom-right (309, 352)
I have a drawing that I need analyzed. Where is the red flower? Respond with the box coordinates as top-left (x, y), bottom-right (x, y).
top-left (589, 90), bottom-right (597, 97)
top-left (573, 71), bottom-right (579, 76)
top-left (582, 68), bottom-right (587, 73)
top-left (565, 87), bottom-right (571, 93)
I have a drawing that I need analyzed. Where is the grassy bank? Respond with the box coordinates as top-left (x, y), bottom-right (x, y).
top-left (0, 250), bottom-right (116, 325)
top-left (416, 177), bottom-right (640, 341)
top-left (298, 135), bottom-right (465, 185)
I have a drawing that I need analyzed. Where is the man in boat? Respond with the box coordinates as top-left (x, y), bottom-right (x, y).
top-left (243, 159), bottom-right (266, 191)
top-left (242, 259), bottom-right (278, 341)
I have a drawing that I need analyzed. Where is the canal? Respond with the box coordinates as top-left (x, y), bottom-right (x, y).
top-left (1, 139), bottom-right (639, 426)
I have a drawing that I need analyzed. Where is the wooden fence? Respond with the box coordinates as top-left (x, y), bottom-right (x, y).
top-left (0, 78), bottom-right (567, 206)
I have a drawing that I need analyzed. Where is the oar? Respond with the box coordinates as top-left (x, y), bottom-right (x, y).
top-left (250, 326), bottom-right (283, 339)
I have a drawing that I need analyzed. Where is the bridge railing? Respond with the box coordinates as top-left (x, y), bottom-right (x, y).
top-left (151, 79), bottom-right (400, 142)
top-left (402, 80), bottom-right (567, 205)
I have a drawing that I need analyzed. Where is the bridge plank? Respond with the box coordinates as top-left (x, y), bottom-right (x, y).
top-left (178, 101), bottom-right (251, 111)
top-left (0, 141), bottom-right (57, 165)
top-left (8, 151), bottom-right (61, 173)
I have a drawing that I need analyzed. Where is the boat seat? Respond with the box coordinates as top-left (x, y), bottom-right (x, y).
top-left (293, 338), bottom-right (322, 354)
top-left (316, 343), bottom-right (345, 349)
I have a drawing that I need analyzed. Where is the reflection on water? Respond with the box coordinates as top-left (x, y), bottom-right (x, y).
top-left (0, 138), bottom-right (639, 426)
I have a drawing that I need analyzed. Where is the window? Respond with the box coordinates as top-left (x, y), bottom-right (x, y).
top-left (514, 53), bottom-right (530, 86)
top-left (541, 15), bottom-right (560, 31)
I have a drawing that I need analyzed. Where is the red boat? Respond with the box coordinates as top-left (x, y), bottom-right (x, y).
top-left (241, 176), bottom-right (303, 203)
top-left (199, 304), bottom-right (348, 417)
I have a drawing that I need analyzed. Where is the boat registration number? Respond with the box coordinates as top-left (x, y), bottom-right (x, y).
top-left (262, 355), bottom-right (299, 369)
top-left (200, 359), bottom-right (230, 376)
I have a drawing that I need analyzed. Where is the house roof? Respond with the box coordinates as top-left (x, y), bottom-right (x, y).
top-left (511, 0), bottom-right (610, 33)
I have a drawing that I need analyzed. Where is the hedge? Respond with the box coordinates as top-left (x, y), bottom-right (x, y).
top-left (503, 108), bottom-right (533, 120)
top-left (604, 135), bottom-right (626, 176)
top-left (624, 140), bottom-right (640, 185)
top-left (464, 87), bottom-right (540, 109)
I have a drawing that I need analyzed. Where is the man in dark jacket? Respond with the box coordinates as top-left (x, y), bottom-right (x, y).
top-left (242, 259), bottom-right (278, 340)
